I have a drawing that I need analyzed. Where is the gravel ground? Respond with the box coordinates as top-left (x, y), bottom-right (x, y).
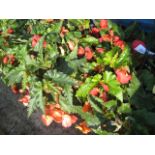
top-left (0, 80), bottom-right (83, 135)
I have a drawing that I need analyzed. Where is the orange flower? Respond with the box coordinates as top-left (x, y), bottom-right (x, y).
top-left (50, 109), bottom-right (63, 123)
top-left (11, 85), bottom-right (19, 94)
top-left (102, 34), bottom-right (112, 42)
top-left (7, 28), bottom-right (14, 34)
top-left (76, 121), bottom-right (91, 134)
top-left (41, 114), bottom-right (53, 127)
top-left (82, 102), bottom-right (92, 113)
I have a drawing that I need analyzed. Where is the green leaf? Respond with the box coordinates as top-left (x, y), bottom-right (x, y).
top-left (59, 96), bottom-right (101, 126)
top-left (66, 44), bottom-right (78, 61)
top-left (34, 36), bottom-right (44, 62)
top-left (139, 69), bottom-right (155, 91)
top-left (108, 20), bottom-right (124, 39)
top-left (80, 35), bottom-right (99, 45)
top-left (28, 81), bottom-right (44, 117)
top-left (76, 74), bottom-right (102, 99)
top-left (44, 69), bottom-right (76, 87)
top-left (117, 103), bottom-right (131, 114)
top-left (88, 95), bottom-right (103, 113)
top-left (92, 127), bottom-right (116, 135)
top-left (127, 73), bottom-right (141, 97)
top-left (133, 109), bottom-right (155, 126)
top-left (103, 71), bottom-right (123, 102)
top-left (104, 100), bottom-right (117, 110)
top-left (114, 46), bottom-right (131, 68)
top-left (4, 66), bottom-right (25, 86)
top-left (63, 85), bottom-right (73, 105)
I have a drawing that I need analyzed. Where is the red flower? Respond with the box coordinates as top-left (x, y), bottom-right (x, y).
top-left (85, 47), bottom-right (93, 61)
top-left (7, 28), bottom-right (14, 34)
top-left (115, 68), bottom-right (132, 84)
top-left (2, 56), bottom-right (9, 64)
top-left (32, 35), bottom-right (47, 48)
top-left (3, 54), bottom-right (15, 65)
top-left (100, 20), bottom-right (108, 29)
top-left (91, 27), bottom-right (100, 37)
top-left (113, 36), bottom-right (120, 42)
top-left (82, 102), bottom-right (92, 113)
top-left (89, 87), bottom-right (100, 96)
top-left (96, 48), bottom-right (104, 53)
top-left (91, 27), bottom-right (100, 34)
top-left (100, 82), bottom-right (109, 92)
top-left (71, 115), bottom-right (78, 124)
top-left (102, 34), bottom-right (112, 42)
top-left (41, 114), bottom-right (53, 127)
top-left (11, 85), bottom-right (19, 94)
top-left (99, 37), bottom-right (103, 43)
top-left (100, 92), bottom-right (108, 102)
top-left (18, 95), bottom-right (30, 106)
top-left (60, 26), bottom-right (69, 37)
top-left (78, 46), bottom-right (85, 57)
top-left (62, 114), bottom-right (72, 128)
top-left (114, 39), bottom-right (125, 50)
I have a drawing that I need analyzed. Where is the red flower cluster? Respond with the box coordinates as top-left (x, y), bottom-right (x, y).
top-left (100, 20), bottom-right (108, 29)
top-left (17, 86), bottom-right (30, 106)
top-left (96, 47), bottom-right (104, 54)
top-left (32, 35), bottom-right (47, 48)
top-left (115, 68), bottom-right (132, 84)
top-left (18, 95), bottom-right (30, 107)
top-left (41, 104), bottom-right (78, 128)
top-left (99, 31), bottom-right (125, 50)
top-left (3, 54), bottom-right (15, 65)
top-left (113, 36), bottom-right (125, 50)
top-left (89, 82), bottom-right (109, 103)
top-left (77, 46), bottom-right (94, 61)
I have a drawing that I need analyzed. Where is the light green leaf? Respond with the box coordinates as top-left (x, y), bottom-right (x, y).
top-left (117, 103), bottom-right (131, 114)
top-left (103, 71), bottom-right (123, 102)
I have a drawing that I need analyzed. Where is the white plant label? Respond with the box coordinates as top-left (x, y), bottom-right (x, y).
top-left (134, 44), bottom-right (146, 54)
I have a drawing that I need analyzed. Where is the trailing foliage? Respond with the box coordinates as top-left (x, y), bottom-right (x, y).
top-left (0, 19), bottom-right (155, 134)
